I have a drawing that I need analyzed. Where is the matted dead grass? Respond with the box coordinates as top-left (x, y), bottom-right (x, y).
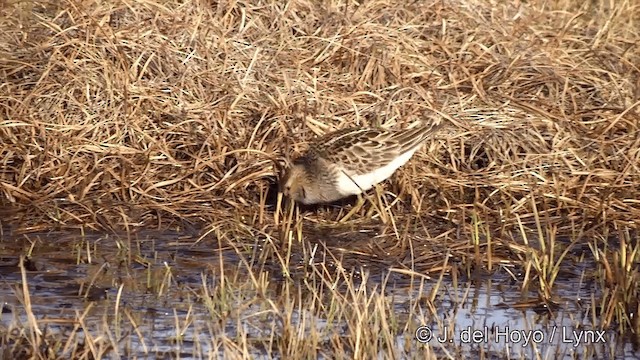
top-left (3, 2), bottom-right (640, 358)
top-left (1, 0), bottom-right (639, 236)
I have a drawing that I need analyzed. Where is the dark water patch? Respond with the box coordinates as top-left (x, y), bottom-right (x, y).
top-left (0, 229), bottom-right (638, 359)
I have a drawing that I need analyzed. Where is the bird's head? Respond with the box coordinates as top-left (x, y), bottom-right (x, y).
top-left (280, 163), bottom-right (315, 204)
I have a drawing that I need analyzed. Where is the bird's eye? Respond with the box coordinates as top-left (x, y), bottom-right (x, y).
top-left (300, 187), bottom-right (307, 199)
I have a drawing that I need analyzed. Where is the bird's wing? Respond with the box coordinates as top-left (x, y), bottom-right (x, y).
top-left (311, 128), bottom-right (404, 175)
top-left (312, 122), bottom-right (443, 175)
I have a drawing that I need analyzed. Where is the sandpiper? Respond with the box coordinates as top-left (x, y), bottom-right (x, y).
top-left (280, 121), bottom-right (443, 205)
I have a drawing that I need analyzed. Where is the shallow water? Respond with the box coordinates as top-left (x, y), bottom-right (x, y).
top-left (0, 230), bottom-right (637, 359)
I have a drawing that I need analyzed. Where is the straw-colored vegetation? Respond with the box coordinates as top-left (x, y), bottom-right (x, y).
top-left (1, 0), bottom-right (639, 358)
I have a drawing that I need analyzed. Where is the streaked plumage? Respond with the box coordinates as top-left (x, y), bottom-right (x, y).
top-left (281, 122), bottom-right (443, 204)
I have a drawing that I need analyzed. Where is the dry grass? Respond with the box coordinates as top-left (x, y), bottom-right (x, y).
top-left (1, 0), bottom-right (640, 358)
top-left (1, 0), bottom-right (638, 233)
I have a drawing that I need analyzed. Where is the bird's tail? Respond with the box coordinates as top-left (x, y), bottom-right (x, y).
top-left (393, 120), bottom-right (445, 153)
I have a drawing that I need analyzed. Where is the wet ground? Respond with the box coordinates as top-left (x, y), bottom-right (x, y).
top-left (0, 230), bottom-right (638, 359)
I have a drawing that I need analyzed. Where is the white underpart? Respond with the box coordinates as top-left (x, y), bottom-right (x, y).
top-left (334, 147), bottom-right (420, 197)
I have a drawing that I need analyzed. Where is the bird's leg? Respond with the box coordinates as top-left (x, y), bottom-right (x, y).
top-left (365, 184), bottom-right (390, 224)
top-left (338, 193), bottom-right (366, 223)
top-left (337, 169), bottom-right (369, 222)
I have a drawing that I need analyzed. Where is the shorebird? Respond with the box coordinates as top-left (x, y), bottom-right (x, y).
top-left (280, 121), bottom-right (443, 207)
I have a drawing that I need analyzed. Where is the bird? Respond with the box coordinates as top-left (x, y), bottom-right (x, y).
top-left (280, 121), bottom-right (443, 205)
